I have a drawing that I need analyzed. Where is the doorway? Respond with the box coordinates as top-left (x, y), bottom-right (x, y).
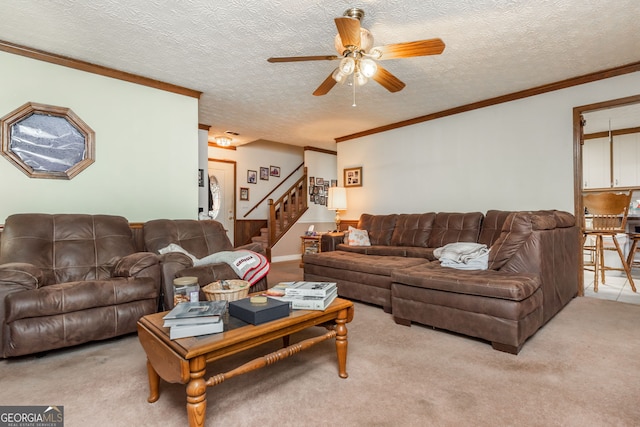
top-left (208, 159), bottom-right (236, 244)
top-left (574, 94), bottom-right (640, 301)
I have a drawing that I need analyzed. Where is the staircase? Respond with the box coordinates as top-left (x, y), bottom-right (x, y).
top-left (251, 168), bottom-right (308, 260)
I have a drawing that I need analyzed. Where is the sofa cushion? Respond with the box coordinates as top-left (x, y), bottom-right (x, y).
top-left (304, 251), bottom-right (428, 276)
top-left (477, 210), bottom-right (514, 247)
top-left (0, 263), bottom-right (42, 290)
top-left (390, 213), bottom-right (436, 247)
top-left (427, 212), bottom-right (484, 248)
top-left (392, 262), bottom-right (541, 302)
top-left (336, 244), bottom-right (407, 257)
top-left (357, 214), bottom-right (397, 245)
top-left (5, 278), bottom-right (158, 322)
top-left (404, 247), bottom-right (437, 260)
top-left (0, 214), bottom-right (137, 286)
top-left (144, 219), bottom-right (234, 259)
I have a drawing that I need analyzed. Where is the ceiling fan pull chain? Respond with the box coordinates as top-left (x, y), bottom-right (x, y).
top-left (352, 74), bottom-right (357, 107)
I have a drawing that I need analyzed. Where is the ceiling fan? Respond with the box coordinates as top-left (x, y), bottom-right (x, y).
top-left (267, 7), bottom-right (445, 98)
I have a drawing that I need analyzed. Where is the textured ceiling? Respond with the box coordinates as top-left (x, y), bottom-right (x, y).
top-left (1, 1), bottom-right (639, 150)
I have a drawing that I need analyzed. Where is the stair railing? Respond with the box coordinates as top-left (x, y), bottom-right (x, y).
top-left (243, 163), bottom-right (305, 218)
top-left (268, 168), bottom-right (308, 251)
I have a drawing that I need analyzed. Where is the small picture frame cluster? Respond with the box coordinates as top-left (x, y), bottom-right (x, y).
top-left (249, 166), bottom-right (280, 183)
top-left (308, 176), bottom-right (336, 206)
top-left (344, 166), bottom-right (362, 187)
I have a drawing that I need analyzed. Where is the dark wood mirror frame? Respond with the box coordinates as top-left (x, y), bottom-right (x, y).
top-left (1, 102), bottom-right (95, 179)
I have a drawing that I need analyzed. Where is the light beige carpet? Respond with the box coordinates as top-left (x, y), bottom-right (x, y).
top-left (1, 296), bottom-right (639, 427)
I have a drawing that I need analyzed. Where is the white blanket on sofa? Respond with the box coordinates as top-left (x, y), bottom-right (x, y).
top-left (158, 244), bottom-right (269, 286)
top-left (434, 242), bottom-right (489, 270)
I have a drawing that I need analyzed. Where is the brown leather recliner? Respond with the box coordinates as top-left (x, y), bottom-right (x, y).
top-left (0, 214), bottom-right (161, 358)
top-left (143, 219), bottom-right (269, 310)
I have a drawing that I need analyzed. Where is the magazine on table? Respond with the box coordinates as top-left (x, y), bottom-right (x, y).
top-left (269, 288), bottom-right (338, 310)
top-left (274, 281), bottom-right (337, 297)
top-left (163, 300), bottom-right (227, 327)
top-left (169, 318), bottom-right (224, 340)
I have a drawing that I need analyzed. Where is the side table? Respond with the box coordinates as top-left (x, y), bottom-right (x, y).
top-left (300, 235), bottom-right (322, 267)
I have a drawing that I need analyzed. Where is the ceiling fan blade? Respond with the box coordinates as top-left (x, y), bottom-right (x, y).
top-left (372, 66), bottom-right (406, 93)
top-left (313, 71), bottom-right (338, 96)
top-left (268, 55), bottom-right (339, 63)
top-left (373, 38), bottom-right (445, 60)
top-left (334, 17), bottom-right (361, 49)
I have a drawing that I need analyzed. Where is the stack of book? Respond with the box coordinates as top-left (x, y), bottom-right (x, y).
top-left (267, 281), bottom-right (337, 310)
top-left (163, 300), bottom-right (227, 340)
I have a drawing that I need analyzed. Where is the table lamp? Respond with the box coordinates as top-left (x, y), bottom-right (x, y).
top-left (327, 187), bottom-right (347, 230)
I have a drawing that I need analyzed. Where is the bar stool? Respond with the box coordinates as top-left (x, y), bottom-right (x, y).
top-left (627, 233), bottom-right (640, 269)
top-left (583, 191), bottom-right (636, 293)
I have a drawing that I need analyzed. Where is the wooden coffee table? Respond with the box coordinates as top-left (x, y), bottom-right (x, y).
top-left (137, 297), bottom-right (354, 427)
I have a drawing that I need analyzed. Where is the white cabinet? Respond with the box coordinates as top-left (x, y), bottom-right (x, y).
top-left (613, 133), bottom-right (640, 187)
top-left (583, 137), bottom-right (610, 189)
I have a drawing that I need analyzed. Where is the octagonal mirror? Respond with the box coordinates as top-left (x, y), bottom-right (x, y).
top-left (1, 102), bottom-right (95, 179)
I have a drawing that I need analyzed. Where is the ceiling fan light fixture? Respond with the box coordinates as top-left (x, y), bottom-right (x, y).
top-left (215, 136), bottom-right (232, 147)
top-left (368, 48), bottom-right (382, 60)
top-left (339, 57), bottom-right (356, 75)
top-left (360, 58), bottom-right (378, 78)
top-left (332, 68), bottom-right (347, 84)
top-left (354, 71), bottom-right (368, 87)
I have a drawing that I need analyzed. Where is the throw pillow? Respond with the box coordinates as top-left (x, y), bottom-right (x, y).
top-left (347, 226), bottom-right (371, 246)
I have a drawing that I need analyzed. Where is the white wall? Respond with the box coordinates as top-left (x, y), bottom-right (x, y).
top-left (338, 72), bottom-right (640, 220)
top-left (300, 149), bottom-right (337, 225)
top-left (0, 51), bottom-right (199, 222)
top-left (214, 141), bottom-right (304, 220)
top-left (207, 143), bottom-right (338, 261)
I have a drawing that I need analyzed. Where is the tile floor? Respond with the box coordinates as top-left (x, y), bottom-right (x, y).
top-left (583, 269), bottom-right (640, 305)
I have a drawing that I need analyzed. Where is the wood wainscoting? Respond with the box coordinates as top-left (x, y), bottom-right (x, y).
top-left (235, 219), bottom-right (267, 247)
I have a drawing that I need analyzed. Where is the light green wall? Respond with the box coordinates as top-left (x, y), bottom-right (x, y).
top-left (0, 51), bottom-right (199, 222)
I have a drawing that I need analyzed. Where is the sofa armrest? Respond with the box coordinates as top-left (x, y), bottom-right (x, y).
top-left (235, 242), bottom-right (266, 255)
top-left (321, 232), bottom-right (345, 252)
top-left (113, 252), bottom-right (160, 278)
top-left (0, 262), bottom-right (43, 290)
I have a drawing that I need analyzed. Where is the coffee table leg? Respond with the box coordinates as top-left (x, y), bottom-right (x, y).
top-left (186, 356), bottom-right (207, 427)
top-left (335, 309), bottom-right (349, 379)
top-left (146, 359), bottom-right (160, 403)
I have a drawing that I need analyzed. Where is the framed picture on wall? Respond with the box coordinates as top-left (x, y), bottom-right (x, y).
top-left (260, 167), bottom-right (269, 180)
top-left (240, 187), bottom-right (249, 201)
top-left (247, 170), bottom-right (257, 184)
top-left (198, 169), bottom-right (204, 187)
top-left (344, 167), bottom-right (362, 187)
top-left (270, 166), bottom-right (280, 177)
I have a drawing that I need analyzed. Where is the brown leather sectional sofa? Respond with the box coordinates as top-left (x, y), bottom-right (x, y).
top-left (303, 210), bottom-right (580, 354)
top-left (0, 214), bottom-right (267, 358)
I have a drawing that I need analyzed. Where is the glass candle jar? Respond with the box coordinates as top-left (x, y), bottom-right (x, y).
top-left (173, 276), bottom-right (199, 305)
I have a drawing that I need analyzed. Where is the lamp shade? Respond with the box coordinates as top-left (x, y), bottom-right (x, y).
top-left (327, 187), bottom-right (347, 211)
